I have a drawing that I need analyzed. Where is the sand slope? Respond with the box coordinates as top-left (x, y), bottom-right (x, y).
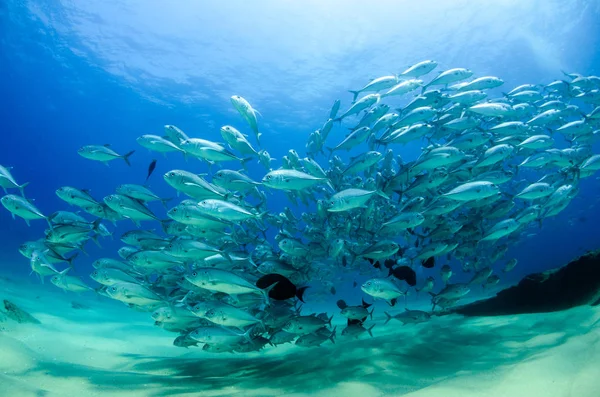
top-left (1, 274), bottom-right (599, 397)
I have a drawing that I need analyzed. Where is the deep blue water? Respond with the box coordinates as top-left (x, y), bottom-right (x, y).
top-left (1, 0), bottom-right (600, 293)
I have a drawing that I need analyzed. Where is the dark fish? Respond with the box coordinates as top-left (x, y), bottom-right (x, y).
top-left (389, 266), bottom-right (417, 286)
top-left (342, 256), bottom-right (348, 267)
top-left (145, 159), bottom-right (157, 183)
top-left (336, 299), bottom-right (348, 310)
top-left (384, 258), bottom-right (396, 269)
top-left (256, 273), bottom-right (309, 302)
top-left (421, 256), bottom-right (435, 268)
top-left (415, 240), bottom-right (419, 248)
top-left (353, 280), bottom-right (357, 288)
top-left (330, 286), bottom-right (336, 295)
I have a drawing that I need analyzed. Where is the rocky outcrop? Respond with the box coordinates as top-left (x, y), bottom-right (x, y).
top-left (451, 250), bottom-right (600, 316)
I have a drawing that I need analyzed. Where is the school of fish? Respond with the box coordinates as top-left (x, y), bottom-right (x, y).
top-left (2, 61), bottom-right (600, 353)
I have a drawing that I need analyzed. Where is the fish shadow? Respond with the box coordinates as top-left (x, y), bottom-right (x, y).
top-left (23, 310), bottom-right (594, 396)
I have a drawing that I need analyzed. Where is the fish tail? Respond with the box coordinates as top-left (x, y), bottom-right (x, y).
top-left (240, 156), bottom-right (253, 171)
top-left (383, 311), bottom-right (392, 325)
top-left (159, 219), bottom-right (171, 234)
top-left (159, 197), bottom-right (173, 209)
top-left (260, 281), bottom-right (279, 306)
top-left (18, 182), bottom-right (30, 198)
top-left (122, 150), bottom-right (135, 166)
top-left (367, 324), bottom-right (376, 338)
top-left (91, 218), bottom-right (103, 233)
top-left (221, 250), bottom-right (234, 265)
top-left (325, 179), bottom-right (335, 192)
top-left (368, 307), bottom-right (374, 320)
top-left (326, 314), bottom-right (333, 326)
top-left (296, 286), bottom-right (309, 303)
top-left (241, 326), bottom-right (255, 344)
top-left (65, 252), bottom-right (79, 267)
top-left (90, 234), bottom-right (102, 248)
top-left (328, 326), bottom-right (337, 344)
top-left (325, 146), bottom-right (335, 159)
top-left (348, 90), bottom-right (360, 102)
top-left (375, 189), bottom-right (390, 200)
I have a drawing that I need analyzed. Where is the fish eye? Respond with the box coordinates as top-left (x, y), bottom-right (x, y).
top-left (266, 175), bottom-right (272, 179)
top-left (192, 272), bottom-right (197, 277)
top-left (110, 286), bottom-right (117, 292)
top-left (169, 172), bottom-right (175, 177)
top-left (172, 208), bottom-right (177, 212)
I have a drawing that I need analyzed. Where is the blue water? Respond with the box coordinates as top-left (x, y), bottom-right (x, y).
top-left (1, 0), bottom-right (600, 290)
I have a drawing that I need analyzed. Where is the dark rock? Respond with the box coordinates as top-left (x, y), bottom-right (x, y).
top-left (2, 299), bottom-right (41, 324)
top-left (451, 250), bottom-right (600, 316)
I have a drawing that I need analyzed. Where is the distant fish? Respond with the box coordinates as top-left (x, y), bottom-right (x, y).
top-left (146, 159), bottom-right (157, 183)
top-left (337, 299), bottom-right (373, 323)
top-left (256, 273), bottom-right (309, 302)
top-left (77, 144), bottom-right (135, 166)
top-left (71, 301), bottom-right (91, 310)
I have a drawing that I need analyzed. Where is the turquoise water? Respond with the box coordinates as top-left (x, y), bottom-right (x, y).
top-left (1, 1), bottom-right (600, 395)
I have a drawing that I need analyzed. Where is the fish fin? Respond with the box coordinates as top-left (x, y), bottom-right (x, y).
top-left (348, 90), bottom-right (360, 102)
top-left (24, 218), bottom-right (30, 227)
top-left (336, 299), bottom-right (347, 310)
top-left (122, 150), bottom-right (135, 166)
top-left (362, 298), bottom-right (371, 308)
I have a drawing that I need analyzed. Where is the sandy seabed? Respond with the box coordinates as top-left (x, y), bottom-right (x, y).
top-left (1, 273), bottom-right (599, 397)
